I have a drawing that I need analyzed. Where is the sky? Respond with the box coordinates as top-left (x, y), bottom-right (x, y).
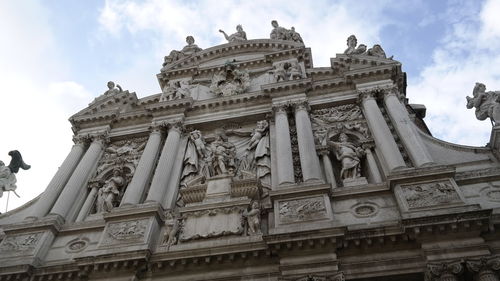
top-left (1, 0), bottom-right (500, 212)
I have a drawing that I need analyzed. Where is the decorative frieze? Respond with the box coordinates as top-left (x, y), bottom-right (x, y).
top-left (277, 195), bottom-right (330, 224)
top-left (101, 219), bottom-right (150, 246)
top-left (0, 232), bottom-right (42, 254)
top-left (399, 180), bottom-right (463, 210)
top-left (425, 261), bottom-right (464, 281)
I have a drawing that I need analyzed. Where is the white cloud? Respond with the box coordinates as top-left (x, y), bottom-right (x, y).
top-left (0, 2), bottom-right (92, 212)
top-left (408, 0), bottom-right (500, 146)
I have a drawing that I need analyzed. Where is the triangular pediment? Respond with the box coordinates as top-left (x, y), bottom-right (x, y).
top-left (331, 53), bottom-right (400, 73)
top-left (70, 90), bottom-right (138, 123)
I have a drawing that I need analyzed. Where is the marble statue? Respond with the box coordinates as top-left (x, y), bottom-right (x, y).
top-left (328, 133), bottom-right (364, 180)
top-left (160, 80), bottom-right (192, 102)
top-left (288, 62), bottom-right (303, 80)
top-left (466, 82), bottom-right (500, 126)
top-left (96, 169), bottom-right (125, 213)
top-left (0, 150), bottom-right (30, 198)
top-left (104, 81), bottom-right (123, 96)
top-left (210, 62), bottom-right (250, 96)
top-left (243, 201), bottom-right (261, 235)
top-left (163, 211), bottom-right (180, 247)
top-left (210, 131), bottom-right (237, 176)
top-left (219, 25), bottom-right (247, 42)
top-left (344, 35), bottom-right (366, 55)
top-left (190, 130), bottom-right (208, 158)
top-left (367, 44), bottom-right (387, 58)
top-left (270, 20), bottom-right (303, 43)
top-left (181, 36), bottom-right (202, 56)
top-left (163, 36), bottom-right (203, 66)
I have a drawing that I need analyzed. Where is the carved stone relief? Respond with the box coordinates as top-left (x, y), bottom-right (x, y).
top-left (271, 61), bottom-right (304, 82)
top-left (278, 196), bottom-right (329, 224)
top-left (311, 104), bottom-right (371, 141)
top-left (97, 137), bottom-right (147, 175)
top-left (242, 201), bottom-right (261, 235)
top-left (0, 232), bottom-right (42, 254)
top-left (163, 210), bottom-right (181, 248)
top-left (351, 202), bottom-right (379, 218)
top-left (210, 62), bottom-right (250, 97)
top-left (65, 237), bottom-right (90, 253)
top-left (102, 219), bottom-right (149, 246)
top-left (160, 80), bottom-right (193, 101)
top-left (401, 180), bottom-right (463, 210)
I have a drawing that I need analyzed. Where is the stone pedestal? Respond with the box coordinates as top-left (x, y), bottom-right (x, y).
top-left (342, 177), bottom-right (368, 187)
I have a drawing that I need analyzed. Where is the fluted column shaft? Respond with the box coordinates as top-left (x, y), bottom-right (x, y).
top-left (364, 147), bottom-right (382, 183)
top-left (360, 92), bottom-right (406, 171)
top-left (273, 105), bottom-right (295, 186)
top-left (50, 135), bottom-right (106, 220)
top-left (27, 136), bottom-right (88, 219)
top-left (383, 89), bottom-right (434, 167)
top-left (146, 123), bottom-right (182, 205)
top-left (293, 102), bottom-right (322, 182)
top-left (121, 126), bottom-right (163, 206)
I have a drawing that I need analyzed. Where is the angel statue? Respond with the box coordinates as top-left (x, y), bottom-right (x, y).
top-left (0, 150), bottom-right (31, 198)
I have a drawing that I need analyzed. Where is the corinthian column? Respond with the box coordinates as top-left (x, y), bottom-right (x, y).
top-left (120, 124), bottom-right (164, 206)
top-left (467, 257), bottom-right (500, 281)
top-left (145, 122), bottom-right (183, 206)
top-left (273, 105), bottom-right (295, 186)
top-left (49, 133), bottom-right (107, 221)
top-left (426, 261), bottom-right (464, 281)
top-left (359, 91), bottom-right (406, 172)
top-left (382, 87), bottom-right (434, 167)
top-left (293, 101), bottom-right (322, 182)
top-left (26, 135), bottom-right (89, 219)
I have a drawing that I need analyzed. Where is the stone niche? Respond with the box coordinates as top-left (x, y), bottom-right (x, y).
top-left (178, 175), bottom-right (260, 242)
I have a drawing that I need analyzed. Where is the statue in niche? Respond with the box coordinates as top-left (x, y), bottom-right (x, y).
top-left (103, 81), bottom-right (123, 96)
top-left (270, 20), bottom-right (303, 43)
top-left (243, 201), bottom-right (261, 235)
top-left (160, 80), bottom-right (192, 102)
top-left (162, 35), bottom-right (203, 67)
top-left (328, 133), bottom-right (365, 180)
top-left (0, 150), bottom-right (30, 198)
top-left (344, 35), bottom-right (367, 55)
top-left (219, 24), bottom-right (247, 42)
top-left (210, 61), bottom-right (250, 97)
top-left (466, 82), bottom-right (500, 126)
top-left (210, 131), bottom-right (237, 176)
top-left (163, 211), bottom-right (180, 247)
top-left (96, 168), bottom-right (125, 213)
top-left (272, 61), bottom-right (303, 82)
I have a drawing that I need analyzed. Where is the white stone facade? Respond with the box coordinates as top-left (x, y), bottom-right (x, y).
top-left (1, 32), bottom-right (500, 281)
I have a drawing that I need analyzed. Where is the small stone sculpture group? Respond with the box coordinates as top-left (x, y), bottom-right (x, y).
top-left (272, 61), bottom-right (303, 82)
top-left (343, 35), bottom-right (390, 59)
top-left (466, 82), bottom-right (500, 126)
top-left (163, 36), bottom-right (203, 66)
top-left (269, 20), bottom-right (303, 43)
top-left (160, 80), bottom-right (192, 102)
top-left (0, 151), bottom-right (30, 198)
top-left (210, 62), bottom-right (250, 97)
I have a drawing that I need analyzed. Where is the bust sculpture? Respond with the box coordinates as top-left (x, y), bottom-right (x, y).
top-left (466, 82), bottom-right (500, 126)
top-left (219, 25), bottom-right (247, 42)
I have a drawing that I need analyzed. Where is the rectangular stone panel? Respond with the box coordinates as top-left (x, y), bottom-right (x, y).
top-left (275, 194), bottom-right (332, 225)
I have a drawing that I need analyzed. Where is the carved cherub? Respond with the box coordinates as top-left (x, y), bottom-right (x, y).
top-left (243, 201), bottom-right (261, 235)
top-left (163, 211), bottom-right (180, 247)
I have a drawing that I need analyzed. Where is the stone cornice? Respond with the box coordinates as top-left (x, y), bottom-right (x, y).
top-left (161, 39), bottom-right (306, 72)
top-left (144, 97), bottom-right (193, 116)
top-left (190, 90), bottom-right (269, 111)
top-left (262, 78), bottom-right (312, 97)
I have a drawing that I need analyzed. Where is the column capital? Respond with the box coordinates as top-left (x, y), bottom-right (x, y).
top-left (466, 256), bottom-right (500, 274)
top-left (426, 261), bottom-right (464, 281)
top-left (291, 100), bottom-right (310, 112)
top-left (357, 89), bottom-right (377, 103)
top-left (149, 122), bottom-right (165, 134)
top-left (165, 120), bottom-right (185, 134)
top-left (72, 134), bottom-right (91, 146)
top-left (272, 103), bottom-right (289, 114)
top-left (90, 132), bottom-right (110, 146)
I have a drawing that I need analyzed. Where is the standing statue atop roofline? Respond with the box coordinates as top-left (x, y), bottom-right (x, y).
top-left (466, 82), bottom-right (500, 126)
top-left (343, 34), bottom-right (392, 59)
top-left (0, 150), bottom-right (31, 198)
top-left (219, 25), bottom-right (247, 42)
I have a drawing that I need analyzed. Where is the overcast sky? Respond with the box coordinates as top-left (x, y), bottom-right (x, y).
top-left (1, 0), bottom-right (500, 212)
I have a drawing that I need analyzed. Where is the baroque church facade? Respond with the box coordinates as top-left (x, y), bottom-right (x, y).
top-left (1, 22), bottom-right (500, 281)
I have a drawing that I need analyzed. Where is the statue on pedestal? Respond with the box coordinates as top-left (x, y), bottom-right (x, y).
top-left (466, 82), bottom-right (500, 126)
top-left (0, 150), bottom-right (30, 198)
top-left (243, 201), bottom-right (261, 235)
top-left (219, 25), bottom-right (247, 42)
top-left (96, 168), bottom-right (125, 213)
